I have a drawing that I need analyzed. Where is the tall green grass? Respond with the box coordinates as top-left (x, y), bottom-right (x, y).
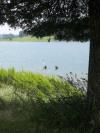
top-left (0, 68), bottom-right (84, 100)
top-left (0, 68), bottom-right (92, 132)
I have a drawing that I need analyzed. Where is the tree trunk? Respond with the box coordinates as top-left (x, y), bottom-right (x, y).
top-left (88, 0), bottom-right (100, 127)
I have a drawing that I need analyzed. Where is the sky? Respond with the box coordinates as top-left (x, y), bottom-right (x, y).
top-left (0, 23), bottom-right (21, 35)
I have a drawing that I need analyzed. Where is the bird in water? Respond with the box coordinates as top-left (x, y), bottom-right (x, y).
top-left (55, 66), bottom-right (59, 70)
top-left (43, 65), bottom-right (47, 70)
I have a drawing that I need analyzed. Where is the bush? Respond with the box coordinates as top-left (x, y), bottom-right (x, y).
top-left (31, 93), bottom-right (87, 128)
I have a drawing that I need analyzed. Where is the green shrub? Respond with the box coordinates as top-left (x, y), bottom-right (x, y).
top-left (31, 93), bottom-right (87, 128)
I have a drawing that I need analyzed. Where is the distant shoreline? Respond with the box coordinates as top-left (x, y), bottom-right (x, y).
top-left (0, 36), bottom-right (55, 42)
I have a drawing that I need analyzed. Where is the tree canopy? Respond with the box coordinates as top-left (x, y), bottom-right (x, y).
top-left (0, 0), bottom-right (89, 41)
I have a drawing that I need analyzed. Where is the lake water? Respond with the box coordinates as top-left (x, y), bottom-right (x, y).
top-left (0, 41), bottom-right (89, 76)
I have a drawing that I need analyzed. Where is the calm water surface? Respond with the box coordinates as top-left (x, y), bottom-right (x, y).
top-left (0, 41), bottom-right (89, 76)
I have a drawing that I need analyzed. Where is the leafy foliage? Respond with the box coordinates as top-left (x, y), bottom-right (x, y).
top-left (0, 0), bottom-right (89, 41)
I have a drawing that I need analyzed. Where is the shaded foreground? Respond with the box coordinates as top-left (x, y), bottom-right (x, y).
top-left (0, 69), bottom-right (95, 132)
